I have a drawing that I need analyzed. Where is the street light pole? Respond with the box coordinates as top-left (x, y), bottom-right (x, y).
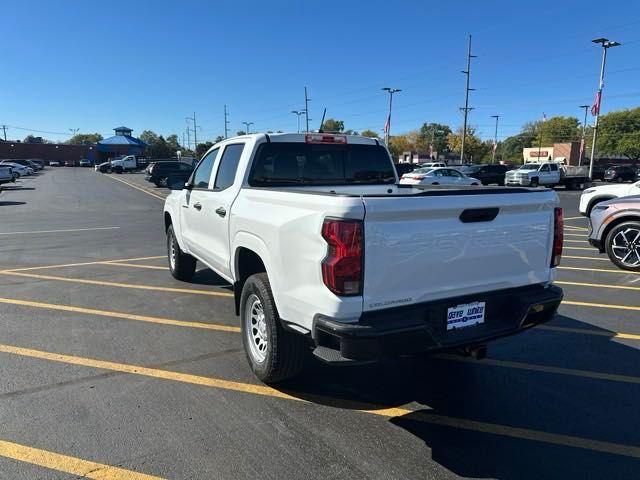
top-left (588, 38), bottom-right (621, 179)
top-left (491, 115), bottom-right (500, 163)
top-left (291, 110), bottom-right (305, 133)
top-left (382, 87), bottom-right (401, 145)
top-left (460, 34), bottom-right (476, 164)
top-left (242, 122), bottom-right (254, 134)
top-left (578, 105), bottom-right (589, 166)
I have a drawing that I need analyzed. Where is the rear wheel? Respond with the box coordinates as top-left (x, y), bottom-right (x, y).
top-left (241, 273), bottom-right (306, 384)
top-left (605, 222), bottom-right (640, 271)
top-left (167, 224), bottom-right (196, 281)
top-left (530, 178), bottom-right (539, 187)
top-left (616, 176), bottom-right (623, 183)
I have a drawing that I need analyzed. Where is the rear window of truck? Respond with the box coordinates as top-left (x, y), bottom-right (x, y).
top-left (248, 143), bottom-right (396, 186)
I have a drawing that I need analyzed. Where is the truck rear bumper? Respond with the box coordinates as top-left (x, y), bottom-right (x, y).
top-left (312, 284), bottom-right (563, 362)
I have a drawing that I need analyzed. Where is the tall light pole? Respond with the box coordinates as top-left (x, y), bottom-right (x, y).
top-left (460, 34), bottom-right (476, 163)
top-left (578, 105), bottom-right (589, 166)
top-left (304, 87), bottom-right (311, 132)
top-left (242, 122), bottom-right (254, 134)
top-left (491, 115), bottom-right (500, 163)
top-left (382, 87), bottom-right (401, 145)
top-left (291, 110), bottom-right (305, 133)
top-left (69, 128), bottom-right (79, 142)
top-left (588, 38), bottom-right (621, 179)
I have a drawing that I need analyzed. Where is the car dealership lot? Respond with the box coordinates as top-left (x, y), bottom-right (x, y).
top-left (0, 168), bottom-right (639, 479)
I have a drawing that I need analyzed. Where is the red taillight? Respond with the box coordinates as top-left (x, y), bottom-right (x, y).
top-left (305, 134), bottom-right (347, 144)
top-left (552, 207), bottom-right (563, 267)
top-left (321, 219), bottom-right (363, 296)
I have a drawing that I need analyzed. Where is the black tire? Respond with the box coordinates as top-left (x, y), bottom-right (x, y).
top-left (616, 176), bottom-right (623, 183)
top-left (158, 176), bottom-right (169, 187)
top-left (605, 221), bottom-right (640, 272)
top-left (241, 272), bottom-right (306, 384)
top-left (114, 166), bottom-right (123, 174)
top-left (106, 167), bottom-right (112, 174)
top-left (530, 177), bottom-right (539, 187)
top-left (167, 224), bottom-right (196, 281)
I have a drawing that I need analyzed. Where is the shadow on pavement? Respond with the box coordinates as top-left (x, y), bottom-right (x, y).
top-left (275, 314), bottom-right (640, 479)
top-left (191, 268), bottom-right (233, 288)
top-left (2, 186), bottom-right (35, 191)
top-left (0, 201), bottom-right (27, 206)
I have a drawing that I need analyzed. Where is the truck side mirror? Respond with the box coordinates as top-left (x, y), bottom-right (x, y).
top-left (167, 174), bottom-right (188, 191)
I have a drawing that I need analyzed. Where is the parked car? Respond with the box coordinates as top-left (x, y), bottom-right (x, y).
top-left (399, 166), bottom-right (481, 186)
top-left (64, 160), bottom-right (75, 167)
top-left (588, 196), bottom-right (640, 271)
top-left (394, 163), bottom-right (417, 177)
top-left (146, 161), bottom-right (194, 187)
top-left (417, 161), bottom-right (446, 168)
top-left (0, 162), bottom-right (31, 178)
top-left (1, 159), bottom-right (37, 172)
top-left (79, 159), bottom-right (91, 167)
top-left (49, 160), bottom-right (61, 167)
top-left (604, 165), bottom-right (637, 183)
top-left (505, 162), bottom-right (590, 190)
top-left (25, 159), bottom-right (44, 170)
top-left (163, 133), bottom-right (563, 384)
top-left (579, 181), bottom-right (640, 215)
top-left (0, 165), bottom-right (14, 188)
top-left (459, 164), bottom-right (508, 185)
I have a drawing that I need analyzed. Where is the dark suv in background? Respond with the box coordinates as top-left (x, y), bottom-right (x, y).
top-left (145, 161), bottom-right (194, 187)
top-left (604, 165), bottom-right (637, 183)
top-left (459, 164), bottom-right (508, 185)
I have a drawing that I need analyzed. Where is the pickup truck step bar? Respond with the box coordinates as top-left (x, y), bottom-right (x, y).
top-left (311, 346), bottom-right (375, 366)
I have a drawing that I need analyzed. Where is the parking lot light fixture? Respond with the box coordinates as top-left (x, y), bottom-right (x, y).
top-left (382, 87), bottom-right (401, 144)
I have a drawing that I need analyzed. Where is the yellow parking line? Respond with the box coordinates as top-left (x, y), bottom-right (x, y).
top-left (0, 226), bottom-right (120, 236)
top-left (564, 233), bottom-right (589, 237)
top-left (559, 266), bottom-right (639, 275)
top-left (2, 343), bottom-right (640, 459)
top-left (101, 262), bottom-right (167, 270)
top-left (564, 216), bottom-right (587, 221)
top-left (558, 280), bottom-right (640, 292)
top-left (436, 353), bottom-right (640, 385)
top-left (565, 239), bottom-right (588, 243)
top-left (564, 226), bottom-right (589, 231)
top-left (563, 246), bottom-right (594, 251)
top-left (538, 325), bottom-right (640, 341)
top-left (0, 297), bottom-right (240, 332)
top-left (2, 256), bottom-right (165, 273)
top-left (562, 255), bottom-right (609, 262)
top-left (104, 174), bottom-right (166, 200)
top-left (563, 300), bottom-right (640, 312)
top-left (0, 272), bottom-right (234, 297)
top-left (0, 440), bottom-right (163, 479)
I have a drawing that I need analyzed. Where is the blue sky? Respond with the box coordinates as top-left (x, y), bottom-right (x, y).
top-left (1, 0), bottom-right (639, 144)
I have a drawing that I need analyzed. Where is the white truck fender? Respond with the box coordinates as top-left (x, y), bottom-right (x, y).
top-left (164, 197), bottom-right (188, 251)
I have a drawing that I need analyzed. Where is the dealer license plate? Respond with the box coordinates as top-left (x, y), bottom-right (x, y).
top-left (446, 301), bottom-right (486, 331)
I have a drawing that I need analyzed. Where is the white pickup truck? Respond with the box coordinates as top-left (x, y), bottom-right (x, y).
top-left (163, 133), bottom-right (564, 383)
top-left (505, 162), bottom-right (590, 190)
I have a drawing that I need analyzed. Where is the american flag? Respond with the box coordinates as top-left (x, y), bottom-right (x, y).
top-left (591, 91), bottom-right (602, 116)
top-left (492, 142), bottom-right (498, 154)
top-left (429, 143), bottom-right (434, 158)
top-left (579, 137), bottom-right (585, 161)
top-left (383, 114), bottom-right (390, 135)
top-left (542, 113), bottom-right (547, 122)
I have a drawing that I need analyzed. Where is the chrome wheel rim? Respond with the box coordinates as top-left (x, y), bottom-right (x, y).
top-left (169, 234), bottom-right (177, 270)
top-left (611, 227), bottom-right (640, 268)
top-left (245, 294), bottom-right (268, 363)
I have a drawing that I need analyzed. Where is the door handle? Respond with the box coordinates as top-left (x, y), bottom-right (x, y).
top-left (193, 202), bottom-right (202, 211)
top-left (215, 207), bottom-right (226, 218)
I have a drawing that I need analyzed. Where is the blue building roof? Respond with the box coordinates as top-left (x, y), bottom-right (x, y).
top-left (98, 135), bottom-right (147, 147)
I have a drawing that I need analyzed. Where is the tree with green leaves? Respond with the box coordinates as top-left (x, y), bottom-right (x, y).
top-left (525, 116), bottom-right (580, 146)
top-left (196, 142), bottom-right (214, 157)
top-left (498, 134), bottom-right (534, 163)
top-left (214, 135), bottom-right (225, 143)
top-left (596, 107), bottom-right (640, 160)
top-left (360, 129), bottom-right (379, 138)
top-left (236, 130), bottom-right (247, 136)
top-left (416, 123), bottom-right (452, 155)
top-left (68, 133), bottom-right (103, 144)
top-left (23, 135), bottom-right (45, 143)
top-left (321, 119), bottom-right (344, 133)
top-left (447, 126), bottom-right (489, 162)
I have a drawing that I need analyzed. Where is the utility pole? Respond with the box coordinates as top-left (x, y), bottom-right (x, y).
top-left (186, 113), bottom-right (198, 157)
top-left (304, 87), bottom-right (310, 132)
top-left (588, 38), bottom-right (621, 180)
top-left (578, 105), bottom-right (589, 166)
top-left (182, 131), bottom-right (186, 150)
top-left (69, 128), bottom-right (79, 140)
top-left (224, 105), bottom-right (230, 139)
top-left (1, 125), bottom-right (7, 142)
top-left (185, 125), bottom-right (191, 152)
top-left (242, 122), bottom-right (254, 134)
top-left (382, 87), bottom-right (401, 145)
top-left (460, 34), bottom-right (476, 164)
top-left (491, 115), bottom-right (500, 163)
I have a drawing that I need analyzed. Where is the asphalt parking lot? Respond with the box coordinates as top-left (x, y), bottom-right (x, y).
top-left (1, 168), bottom-right (639, 479)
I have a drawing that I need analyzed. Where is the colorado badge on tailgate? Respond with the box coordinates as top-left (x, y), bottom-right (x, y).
top-left (446, 301), bottom-right (486, 331)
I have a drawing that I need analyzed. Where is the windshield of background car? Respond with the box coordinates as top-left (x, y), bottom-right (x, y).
top-left (248, 143), bottom-right (396, 186)
top-left (413, 167), bottom-right (434, 174)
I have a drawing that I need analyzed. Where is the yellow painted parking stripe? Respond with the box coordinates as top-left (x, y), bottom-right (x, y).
top-left (565, 239), bottom-right (588, 243)
top-left (563, 246), bottom-right (594, 251)
top-left (0, 226), bottom-right (120, 236)
top-left (538, 325), bottom-right (640, 341)
top-left (0, 297), bottom-right (240, 332)
top-left (562, 255), bottom-right (609, 262)
top-left (558, 280), bottom-right (640, 292)
top-left (563, 216), bottom-right (587, 221)
top-left (564, 226), bottom-right (589, 231)
top-left (2, 256), bottom-right (165, 273)
top-left (564, 233), bottom-right (589, 237)
top-left (104, 174), bottom-right (166, 200)
top-left (101, 262), bottom-right (167, 270)
top-left (559, 265), bottom-right (640, 275)
top-left (0, 440), bottom-right (163, 479)
top-left (0, 272), bottom-right (234, 297)
top-left (563, 300), bottom-right (640, 312)
top-left (2, 343), bottom-right (640, 459)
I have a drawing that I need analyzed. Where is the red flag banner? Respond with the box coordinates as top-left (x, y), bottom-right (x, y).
top-left (591, 91), bottom-right (602, 116)
top-left (579, 137), bottom-right (585, 160)
top-left (383, 114), bottom-right (390, 135)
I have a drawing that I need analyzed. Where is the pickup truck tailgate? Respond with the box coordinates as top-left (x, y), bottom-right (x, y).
top-left (361, 190), bottom-right (557, 312)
